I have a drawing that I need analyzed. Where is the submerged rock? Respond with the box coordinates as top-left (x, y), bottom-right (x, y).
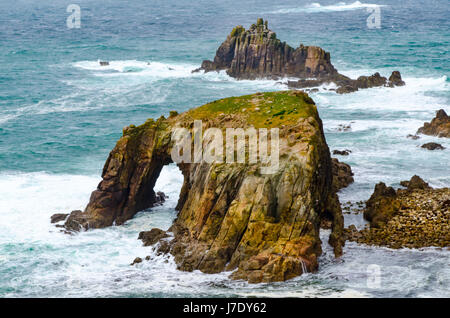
top-left (388, 71), bottom-right (405, 87)
top-left (50, 213), bottom-right (68, 224)
top-left (55, 91), bottom-right (344, 283)
top-left (196, 19), bottom-right (405, 94)
top-left (421, 142), bottom-right (445, 150)
top-left (154, 191), bottom-right (167, 206)
top-left (195, 19), bottom-right (338, 80)
top-left (417, 109), bottom-right (450, 138)
top-left (131, 257), bottom-right (142, 266)
top-left (139, 228), bottom-right (168, 246)
top-left (332, 149), bottom-right (351, 156)
top-left (407, 134), bottom-right (420, 140)
top-left (363, 182), bottom-right (400, 228)
top-left (99, 61), bottom-right (109, 66)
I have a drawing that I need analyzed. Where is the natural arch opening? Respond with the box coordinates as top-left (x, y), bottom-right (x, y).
top-left (153, 163), bottom-right (185, 211)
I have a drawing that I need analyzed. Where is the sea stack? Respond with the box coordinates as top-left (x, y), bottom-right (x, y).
top-left (196, 18), bottom-right (338, 80)
top-left (53, 91), bottom-right (345, 283)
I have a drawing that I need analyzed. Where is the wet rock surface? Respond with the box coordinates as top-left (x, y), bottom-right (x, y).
top-left (332, 149), bottom-right (351, 156)
top-left (50, 213), bottom-right (68, 224)
top-left (407, 134), bottom-right (420, 140)
top-left (138, 228), bottom-right (169, 246)
top-left (53, 91), bottom-right (344, 283)
top-left (331, 158), bottom-right (354, 192)
top-left (421, 142), bottom-right (445, 150)
top-left (417, 109), bottom-right (450, 138)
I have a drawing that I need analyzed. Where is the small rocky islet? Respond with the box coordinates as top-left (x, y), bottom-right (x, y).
top-left (54, 90), bottom-right (347, 283)
top-left (51, 19), bottom-right (449, 283)
top-left (345, 176), bottom-right (449, 249)
top-left (194, 18), bottom-right (406, 93)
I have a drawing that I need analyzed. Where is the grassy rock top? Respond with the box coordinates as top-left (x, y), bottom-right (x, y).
top-left (186, 91), bottom-right (317, 128)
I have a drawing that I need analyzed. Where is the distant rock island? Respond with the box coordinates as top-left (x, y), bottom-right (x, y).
top-left (345, 176), bottom-right (449, 249)
top-left (195, 18), bottom-right (405, 93)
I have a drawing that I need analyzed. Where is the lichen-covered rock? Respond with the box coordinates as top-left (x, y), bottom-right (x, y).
top-left (54, 91), bottom-right (344, 283)
top-left (346, 177), bottom-right (449, 249)
top-left (417, 109), bottom-right (450, 138)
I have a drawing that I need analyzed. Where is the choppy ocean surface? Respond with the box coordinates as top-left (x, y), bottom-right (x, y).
top-left (0, 0), bottom-right (449, 297)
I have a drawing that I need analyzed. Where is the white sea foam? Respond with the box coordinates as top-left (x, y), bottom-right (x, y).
top-left (272, 1), bottom-right (385, 14)
top-left (73, 60), bottom-right (199, 82)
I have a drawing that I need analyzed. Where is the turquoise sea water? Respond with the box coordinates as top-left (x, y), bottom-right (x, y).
top-left (0, 0), bottom-right (449, 297)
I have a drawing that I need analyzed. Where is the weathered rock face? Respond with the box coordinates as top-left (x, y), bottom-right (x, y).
top-left (346, 176), bottom-right (450, 249)
top-left (417, 109), bottom-right (450, 138)
top-left (331, 158), bottom-right (354, 192)
top-left (54, 91), bottom-right (344, 283)
top-left (197, 19), bottom-right (405, 94)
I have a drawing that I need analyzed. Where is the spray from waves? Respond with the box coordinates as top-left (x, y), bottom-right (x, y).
top-left (271, 1), bottom-right (385, 14)
top-left (73, 60), bottom-right (196, 79)
top-left (0, 165), bottom-right (186, 297)
top-left (313, 74), bottom-right (449, 112)
top-left (72, 59), bottom-right (290, 88)
top-left (0, 61), bottom-right (287, 125)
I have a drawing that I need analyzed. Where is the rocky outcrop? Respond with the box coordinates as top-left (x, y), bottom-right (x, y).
top-left (331, 158), bottom-right (354, 192)
top-left (196, 19), bottom-right (405, 94)
top-left (417, 109), bottom-right (450, 138)
top-left (333, 72), bottom-right (404, 94)
top-left (400, 175), bottom-right (431, 191)
top-left (421, 142), bottom-right (445, 150)
top-left (346, 176), bottom-right (450, 249)
top-left (332, 149), bottom-right (351, 156)
top-left (53, 91), bottom-right (344, 283)
top-left (139, 228), bottom-right (168, 246)
top-left (363, 182), bottom-right (400, 228)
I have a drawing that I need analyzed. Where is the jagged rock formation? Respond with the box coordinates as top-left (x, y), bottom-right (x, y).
top-left (53, 91), bottom-right (344, 283)
top-left (195, 18), bottom-right (338, 80)
top-left (196, 18), bottom-right (405, 93)
top-left (417, 109), bottom-right (450, 138)
top-left (345, 176), bottom-right (449, 249)
top-left (363, 182), bottom-right (400, 228)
